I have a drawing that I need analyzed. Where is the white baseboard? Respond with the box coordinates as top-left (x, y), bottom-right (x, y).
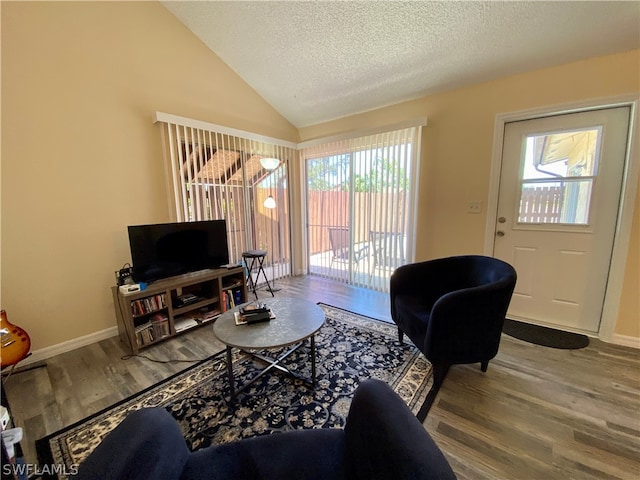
top-left (19, 327), bottom-right (119, 367)
top-left (610, 333), bottom-right (640, 349)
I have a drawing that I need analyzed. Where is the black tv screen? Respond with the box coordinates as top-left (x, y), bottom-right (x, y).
top-left (128, 220), bottom-right (230, 284)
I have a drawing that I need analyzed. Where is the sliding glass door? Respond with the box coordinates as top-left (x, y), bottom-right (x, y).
top-left (303, 126), bottom-right (421, 292)
top-left (158, 119), bottom-right (295, 286)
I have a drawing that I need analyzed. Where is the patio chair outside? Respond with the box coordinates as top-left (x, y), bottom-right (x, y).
top-left (328, 227), bottom-right (370, 272)
top-left (369, 231), bottom-right (407, 278)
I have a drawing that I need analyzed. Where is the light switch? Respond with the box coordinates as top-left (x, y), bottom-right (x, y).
top-left (468, 201), bottom-right (482, 214)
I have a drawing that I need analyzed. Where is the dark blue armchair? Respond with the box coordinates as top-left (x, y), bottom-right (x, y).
top-left (390, 255), bottom-right (517, 388)
top-left (77, 379), bottom-right (456, 480)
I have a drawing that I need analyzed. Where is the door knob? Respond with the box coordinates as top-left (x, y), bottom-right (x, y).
top-left (496, 230), bottom-right (505, 237)
top-left (498, 217), bottom-right (506, 223)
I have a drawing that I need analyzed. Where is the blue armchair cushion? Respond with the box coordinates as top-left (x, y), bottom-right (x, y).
top-left (76, 379), bottom-right (456, 480)
top-left (181, 429), bottom-right (350, 480)
top-left (345, 377), bottom-right (456, 480)
top-left (77, 407), bottom-right (189, 480)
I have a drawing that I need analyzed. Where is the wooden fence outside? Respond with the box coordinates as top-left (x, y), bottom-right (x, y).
top-left (307, 190), bottom-right (408, 255)
top-left (188, 184), bottom-right (565, 270)
top-left (519, 185), bottom-right (564, 223)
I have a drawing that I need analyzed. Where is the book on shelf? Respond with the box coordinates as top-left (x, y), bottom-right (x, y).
top-left (173, 317), bottom-right (199, 333)
top-left (130, 294), bottom-right (166, 316)
top-left (191, 308), bottom-right (221, 323)
top-left (222, 288), bottom-right (242, 311)
top-left (135, 322), bottom-right (154, 346)
top-left (233, 289), bottom-right (242, 305)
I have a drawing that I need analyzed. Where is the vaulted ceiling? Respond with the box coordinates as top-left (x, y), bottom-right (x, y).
top-left (162, 1), bottom-right (640, 128)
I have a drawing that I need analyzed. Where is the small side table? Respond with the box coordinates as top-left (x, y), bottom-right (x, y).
top-left (242, 250), bottom-right (274, 299)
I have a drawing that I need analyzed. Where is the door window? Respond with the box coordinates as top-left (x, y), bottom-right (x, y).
top-left (518, 128), bottom-right (601, 225)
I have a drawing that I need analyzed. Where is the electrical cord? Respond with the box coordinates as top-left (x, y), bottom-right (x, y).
top-left (120, 349), bottom-right (225, 365)
top-left (120, 354), bottom-right (200, 363)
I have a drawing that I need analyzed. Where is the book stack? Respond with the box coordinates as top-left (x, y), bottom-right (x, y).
top-left (235, 303), bottom-right (274, 325)
top-left (221, 288), bottom-right (243, 312)
top-left (135, 324), bottom-right (154, 346)
top-left (134, 313), bottom-right (170, 347)
top-left (130, 294), bottom-right (166, 316)
top-left (191, 307), bottom-right (221, 324)
top-left (173, 317), bottom-right (199, 333)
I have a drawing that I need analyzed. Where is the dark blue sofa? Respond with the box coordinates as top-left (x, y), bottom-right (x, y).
top-left (77, 379), bottom-right (456, 480)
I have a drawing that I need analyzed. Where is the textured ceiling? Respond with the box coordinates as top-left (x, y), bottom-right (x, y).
top-left (162, 1), bottom-right (640, 128)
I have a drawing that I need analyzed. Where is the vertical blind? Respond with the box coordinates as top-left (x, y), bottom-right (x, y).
top-left (155, 113), bottom-right (295, 282)
top-left (302, 125), bottom-right (422, 292)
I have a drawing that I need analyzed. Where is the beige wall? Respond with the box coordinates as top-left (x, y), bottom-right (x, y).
top-left (1, 1), bottom-right (297, 350)
top-left (300, 50), bottom-right (640, 340)
top-left (2, 1), bottom-right (638, 352)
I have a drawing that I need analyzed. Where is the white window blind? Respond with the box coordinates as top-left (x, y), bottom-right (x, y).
top-left (302, 125), bottom-right (422, 292)
top-left (155, 113), bottom-right (295, 282)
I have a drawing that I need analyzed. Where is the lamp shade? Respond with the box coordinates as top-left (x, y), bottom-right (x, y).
top-left (264, 195), bottom-right (276, 209)
top-left (260, 157), bottom-right (280, 170)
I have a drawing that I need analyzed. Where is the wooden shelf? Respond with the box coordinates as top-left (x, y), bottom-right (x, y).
top-left (112, 267), bottom-right (247, 354)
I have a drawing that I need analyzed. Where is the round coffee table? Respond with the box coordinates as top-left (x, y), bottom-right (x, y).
top-left (213, 296), bottom-right (325, 400)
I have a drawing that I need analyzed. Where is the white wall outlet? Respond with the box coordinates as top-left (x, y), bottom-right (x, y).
top-left (468, 201), bottom-right (482, 214)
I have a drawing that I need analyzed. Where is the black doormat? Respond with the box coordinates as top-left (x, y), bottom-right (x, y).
top-left (503, 319), bottom-right (589, 349)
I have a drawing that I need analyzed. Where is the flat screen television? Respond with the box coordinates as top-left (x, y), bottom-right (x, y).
top-left (128, 220), bottom-right (230, 284)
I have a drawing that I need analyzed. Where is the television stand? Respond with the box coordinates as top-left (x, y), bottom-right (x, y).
top-left (111, 267), bottom-right (247, 354)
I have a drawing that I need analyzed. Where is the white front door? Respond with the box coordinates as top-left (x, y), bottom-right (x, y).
top-left (494, 106), bottom-right (631, 333)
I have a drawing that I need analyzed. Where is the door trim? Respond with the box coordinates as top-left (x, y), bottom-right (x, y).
top-left (485, 94), bottom-right (639, 344)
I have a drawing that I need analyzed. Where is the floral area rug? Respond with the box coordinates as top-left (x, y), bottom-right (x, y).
top-left (36, 304), bottom-right (435, 477)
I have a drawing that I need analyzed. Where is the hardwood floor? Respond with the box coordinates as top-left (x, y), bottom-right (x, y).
top-left (4, 275), bottom-right (639, 479)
